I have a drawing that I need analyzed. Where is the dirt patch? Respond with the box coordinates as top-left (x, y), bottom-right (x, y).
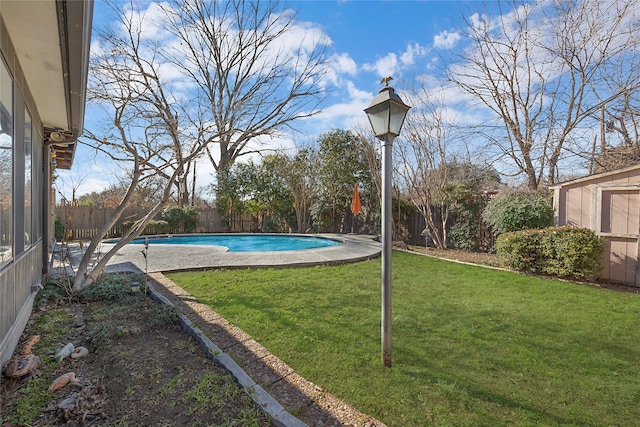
top-left (407, 246), bottom-right (501, 267)
top-left (1, 276), bottom-right (272, 427)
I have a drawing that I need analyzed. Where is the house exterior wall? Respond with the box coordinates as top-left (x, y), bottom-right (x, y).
top-left (0, 1), bottom-right (91, 367)
top-left (553, 166), bottom-right (640, 286)
top-left (0, 14), bottom-right (47, 366)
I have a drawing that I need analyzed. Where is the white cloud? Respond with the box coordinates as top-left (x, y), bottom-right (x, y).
top-left (400, 43), bottom-right (429, 66)
top-left (331, 52), bottom-right (358, 76)
top-left (305, 80), bottom-right (379, 134)
top-left (433, 30), bottom-right (461, 49)
top-left (469, 12), bottom-right (489, 31)
top-left (323, 52), bottom-right (358, 87)
top-left (362, 42), bottom-right (429, 80)
top-left (120, 1), bottom-right (175, 42)
top-left (363, 53), bottom-right (399, 78)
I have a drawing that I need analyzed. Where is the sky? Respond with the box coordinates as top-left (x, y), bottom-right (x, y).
top-left (56, 0), bottom-right (506, 200)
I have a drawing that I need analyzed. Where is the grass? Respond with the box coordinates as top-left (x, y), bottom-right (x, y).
top-left (167, 251), bottom-right (640, 427)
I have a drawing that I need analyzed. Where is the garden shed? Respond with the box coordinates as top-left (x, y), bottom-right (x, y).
top-left (551, 164), bottom-right (640, 286)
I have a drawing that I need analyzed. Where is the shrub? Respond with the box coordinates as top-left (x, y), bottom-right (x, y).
top-left (483, 191), bottom-right (553, 235)
top-left (162, 206), bottom-right (197, 233)
top-left (262, 217), bottom-right (277, 233)
top-left (496, 226), bottom-right (603, 280)
top-left (118, 221), bottom-right (135, 236)
top-left (117, 219), bottom-right (169, 236)
top-left (145, 220), bottom-right (170, 235)
top-left (538, 227), bottom-right (604, 280)
top-left (54, 216), bottom-right (65, 240)
top-left (495, 229), bottom-right (543, 272)
top-left (449, 185), bottom-right (488, 251)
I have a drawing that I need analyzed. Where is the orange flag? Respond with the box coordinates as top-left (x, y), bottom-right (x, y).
top-left (351, 183), bottom-right (362, 215)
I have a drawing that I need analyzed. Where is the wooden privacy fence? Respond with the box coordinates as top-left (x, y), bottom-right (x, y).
top-left (54, 204), bottom-right (255, 240)
top-left (55, 203), bottom-right (496, 250)
top-left (406, 210), bottom-right (495, 250)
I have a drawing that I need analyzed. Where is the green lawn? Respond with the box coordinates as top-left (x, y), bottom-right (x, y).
top-left (166, 251), bottom-right (640, 426)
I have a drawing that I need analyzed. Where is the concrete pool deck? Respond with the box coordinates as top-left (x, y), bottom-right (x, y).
top-left (101, 233), bottom-right (382, 273)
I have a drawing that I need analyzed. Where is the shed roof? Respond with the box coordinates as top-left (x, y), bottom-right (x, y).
top-left (550, 164), bottom-right (640, 190)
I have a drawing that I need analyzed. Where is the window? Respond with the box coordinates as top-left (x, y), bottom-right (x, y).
top-left (32, 127), bottom-right (41, 243)
top-left (24, 109), bottom-right (32, 248)
top-left (0, 59), bottom-right (12, 264)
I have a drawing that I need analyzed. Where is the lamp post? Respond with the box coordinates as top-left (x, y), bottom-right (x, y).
top-left (364, 79), bottom-right (410, 367)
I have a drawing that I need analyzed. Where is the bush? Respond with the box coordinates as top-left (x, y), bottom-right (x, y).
top-left (262, 217), bottom-right (277, 233)
top-left (118, 221), bottom-right (135, 236)
top-left (54, 216), bottom-right (65, 241)
top-left (538, 227), bottom-right (604, 280)
top-left (161, 206), bottom-right (197, 233)
top-left (117, 219), bottom-right (169, 236)
top-left (449, 185), bottom-right (488, 251)
top-left (483, 191), bottom-right (553, 235)
top-left (496, 226), bottom-right (603, 280)
top-left (145, 220), bottom-right (170, 235)
top-left (495, 229), bottom-right (543, 272)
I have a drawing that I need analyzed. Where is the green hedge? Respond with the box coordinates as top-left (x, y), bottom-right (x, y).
top-left (54, 216), bottom-right (65, 240)
top-left (496, 226), bottom-right (603, 280)
top-left (119, 220), bottom-right (170, 236)
top-left (483, 191), bottom-right (554, 234)
top-left (161, 206), bottom-right (197, 233)
top-left (115, 207), bottom-right (197, 237)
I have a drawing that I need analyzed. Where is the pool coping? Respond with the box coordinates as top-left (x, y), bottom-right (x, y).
top-left (102, 233), bottom-right (381, 274)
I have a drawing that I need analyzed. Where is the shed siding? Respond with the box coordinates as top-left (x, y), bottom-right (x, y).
top-left (559, 184), bottom-right (593, 228)
top-left (604, 190), bottom-right (638, 235)
top-left (553, 166), bottom-right (640, 286)
top-left (606, 238), bottom-right (636, 284)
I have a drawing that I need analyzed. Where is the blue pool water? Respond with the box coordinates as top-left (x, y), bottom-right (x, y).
top-left (127, 234), bottom-right (342, 252)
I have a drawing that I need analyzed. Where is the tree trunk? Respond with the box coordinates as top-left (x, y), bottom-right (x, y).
top-left (72, 170), bottom-right (142, 291)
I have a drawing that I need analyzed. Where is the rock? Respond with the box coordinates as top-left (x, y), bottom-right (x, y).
top-left (392, 241), bottom-right (408, 250)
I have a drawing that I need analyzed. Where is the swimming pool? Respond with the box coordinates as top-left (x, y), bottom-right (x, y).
top-left (125, 234), bottom-right (342, 252)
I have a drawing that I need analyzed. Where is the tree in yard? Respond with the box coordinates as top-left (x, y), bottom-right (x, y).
top-left (314, 129), bottom-right (373, 233)
top-left (449, 0), bottom-right (640, 190)
top-left (447, 162), bottom-right (501, 251)
top-left (73, 0), bottom-right (327, 291)
top-left (593, 92), bottom-right (640, 172)
top-left (395, 87), bottom-right (467, 249)
top-left (210, 166), bottom-right (244, 231)
top-left (220, 156), bottom-right (295, 232)
top-left (352, 127), bottom-right (383, 234)
top-left (157, 0), bottom-right (329, 190)
top-left (271, 149), bottom-right (319, 233)
top-left (74, 4), bottom-right (209, 291)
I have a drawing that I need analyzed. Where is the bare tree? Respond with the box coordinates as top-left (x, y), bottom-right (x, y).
top-left (273, 149), bottom-right (318, 233)
top-left (71, 0), bottom-right (329, 291)
top-left (395, 89), bottom-right (462, 249)
top-left (449, 0), bottom-right (640, 189)
top-left (158, 0), bottom-right (329, 183)
top-left (75, 14), bottom-right (204, 291)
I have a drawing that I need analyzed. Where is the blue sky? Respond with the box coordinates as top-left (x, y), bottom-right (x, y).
top-left (58, 0), bottom-right (505, 199)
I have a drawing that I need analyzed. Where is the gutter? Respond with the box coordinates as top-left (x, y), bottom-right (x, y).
top-left (52, 0), bottom-right (93, 164)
